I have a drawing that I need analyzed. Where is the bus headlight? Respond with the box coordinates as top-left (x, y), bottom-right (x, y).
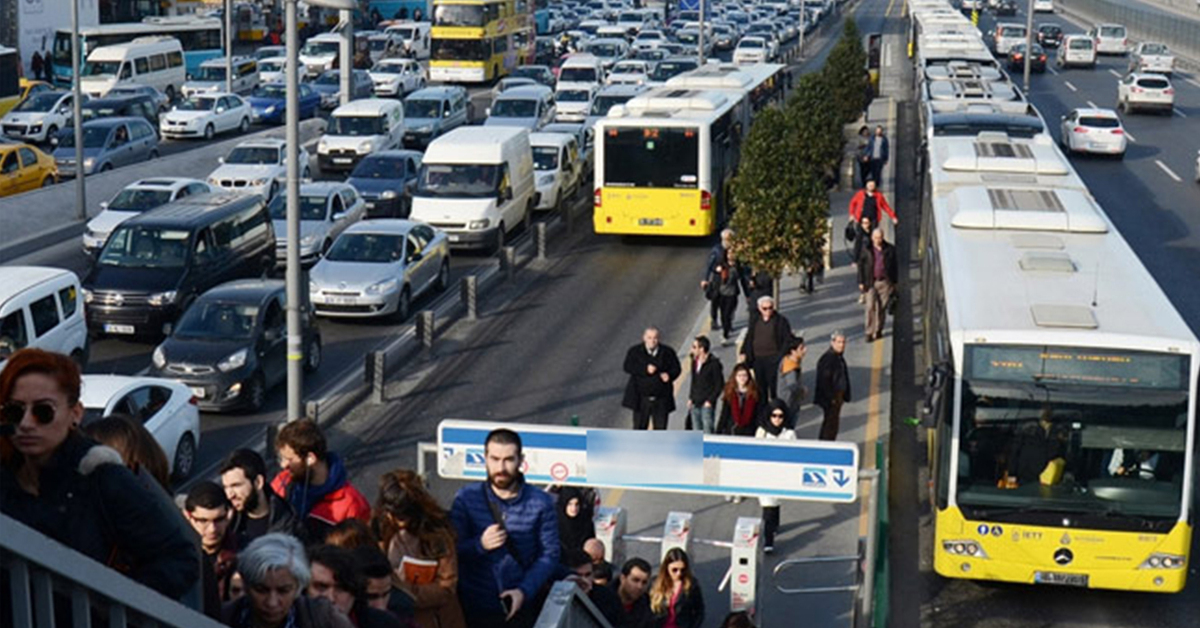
top-left (1138, 553), bottom-right (1185, 570)
top-left (942, 539), bottom-right (989, 559)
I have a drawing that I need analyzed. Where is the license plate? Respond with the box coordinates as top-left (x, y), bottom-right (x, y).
top-left (1034, 571), bottom-right (1088, 587)
top-left (328, 296), bottom-right (357, 305)
top-left (103, 324), bottom-right (135, 335)
top-left (638, 218), bottom-right (664, 226)
top-left (365, 201), bottom-right (376, 209)
top-left (448, 234), bottom-right (461, 242)
top-left (333, 158), bottom-right (351, 164)
top-left (190, 387), bottom-right (206, 399)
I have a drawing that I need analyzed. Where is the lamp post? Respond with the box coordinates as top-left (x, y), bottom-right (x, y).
top-left (226, 0), bottom-right (234, 94)
top-left (285, 0), bottom-right (358, 423)
top-left (70, 0), bottom-right (85, 221)
top-left (1023, 0), bottom-right (1035, 93)
top-left (340, 10), bottom-right (353, 107)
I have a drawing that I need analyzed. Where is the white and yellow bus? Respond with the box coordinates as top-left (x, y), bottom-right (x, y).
top-left (429, 0), bottom-right (534, 83)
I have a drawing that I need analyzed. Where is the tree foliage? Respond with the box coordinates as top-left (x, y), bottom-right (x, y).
top-left (785, 72), bottom-right (844, 183)
top-left (824, 18), bottom-right (869, 123)
top-left (729, 108), bottom-right (829, 278)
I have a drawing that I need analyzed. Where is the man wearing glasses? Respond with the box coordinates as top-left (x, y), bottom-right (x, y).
top-left (740, 296), bottom-right (793, 400)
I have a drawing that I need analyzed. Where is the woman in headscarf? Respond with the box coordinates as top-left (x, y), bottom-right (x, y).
top-left (755, 399), bottom-right (797, 553)
top-left (556, 486), bottom-right (595, 555)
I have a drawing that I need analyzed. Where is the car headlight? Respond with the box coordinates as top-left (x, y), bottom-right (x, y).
top-left (317, 140), bottom-right (329, 152)
top-left (309, 280), bottom-right (320, 295)
top-left (365, 278), bottom-right (400, 295)
top-left (357, 139), bottom-right (374, 153)
top-left (301, 233), bottom-right (319, 248)
top-left (380, 190), bottom-right (397, 199)
top-left (147, 290), bottom-right (177, 307)
top-left (152, 345), bottom-right (166, 369)
top-left (83, 157), bottom-right (95, 170)
top-left (414, 125), bottom-right (433, 133)
top-left (30, 124), bottom-right (43, 133)
top-left (265, 105), bottom-right (277, 114)
top-left (251, 178), bottom-right (270, 186)
top-left (538, 173), bottom-right (556, 186)
top-left (468, 219), bottom-right (491, 230)
top-left (217, 348), bottom-right (248, 372)
top-left (82, 288), bottom-right (94, 303)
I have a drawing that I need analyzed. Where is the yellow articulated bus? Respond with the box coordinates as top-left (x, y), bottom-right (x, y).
top-left (592, 63), bottom-right (784, 237)
top-left (920, 117), bottom-right (1197, 593)
top-left (429, 0), bottom-right (534, 83)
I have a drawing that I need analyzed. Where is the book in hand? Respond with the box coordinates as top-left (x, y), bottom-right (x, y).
top-left (401, 556), bottom-right (439, 585)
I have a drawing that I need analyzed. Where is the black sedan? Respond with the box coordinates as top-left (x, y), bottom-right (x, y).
top-left (994, 0), bottom-right (1019, 16)
top-left (150, 279), bottom-right (321, 412)
top-left (1008, 43), bottom-right (1048, 73)
top-left (1037, 24), bottom-right (1064, 48)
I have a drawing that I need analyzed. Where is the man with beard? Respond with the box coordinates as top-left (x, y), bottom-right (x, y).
top-left (450, 429), bottom-right (560, 628)
top-left (611, 557), bottom-right (655, 628)
top-left (271, 419), bottom-right (371, 542)
top-left (220, 448), bottom-right (303, 548)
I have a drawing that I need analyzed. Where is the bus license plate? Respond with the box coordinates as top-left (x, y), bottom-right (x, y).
top-left (638, 218), bottom-right (663, 226)
top-left (1034, 571), bottom-right (1088, 587)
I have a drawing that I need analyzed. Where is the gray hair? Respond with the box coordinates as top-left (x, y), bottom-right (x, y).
top-left (872, 227), bottom-right (884, 238)
top-left (237, 533), bottom-right (310, 589)
top-left (757, 295), bottom-right (775, 308)
top-left (720, 228), bottom-right (734, 240)
top-left (830, 330), bottom-right (846, 343)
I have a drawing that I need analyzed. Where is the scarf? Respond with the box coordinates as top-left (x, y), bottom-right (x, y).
top-left (729, 391), bottom-right (757, 428)
top-left (556, 486), bottom-right (595, 551)
top-left (759, 399), bottom-right (788, 436)
top-left (286, 452), bottom-right (349, 520)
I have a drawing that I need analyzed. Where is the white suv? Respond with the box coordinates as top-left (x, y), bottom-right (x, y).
top-left (1, 91), bottom-right (82, 143)
top-left (83, 178), bottom-right (215, 253)
top-left (208, 138), bottom-right (311, 199)
top-left (1117, 73), bottom-right (1175, 115)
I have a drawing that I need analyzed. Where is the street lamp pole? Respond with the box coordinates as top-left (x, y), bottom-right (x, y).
top-left (698, 0), bottom-right (706, 66)
top-left (70, 0), bottom-right (85, 221)
top-left (285, 0), bottom-right (303, 423)
top-left (1023, 0), bottom-right (1035, 92)
top-left (226, 0), bottom-right (234, 94)
top-left (339, 9), bottom-right (352, 107)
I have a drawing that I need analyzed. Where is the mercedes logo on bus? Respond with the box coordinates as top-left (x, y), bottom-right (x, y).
top-left (1053, 548), bottom-right (1074, 566)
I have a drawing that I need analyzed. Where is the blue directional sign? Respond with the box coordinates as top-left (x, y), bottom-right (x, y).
top-left (437, 420), bottom-right (860, 503)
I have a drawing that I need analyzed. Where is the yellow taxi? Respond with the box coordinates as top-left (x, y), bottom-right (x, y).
top-left (0, 141), bottom-right (58, 197)
top-left (0, 79), bottom-right (54, 117)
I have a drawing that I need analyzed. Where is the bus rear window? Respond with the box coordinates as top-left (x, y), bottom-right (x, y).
top-left (604, 127), bottom-right (698, 188)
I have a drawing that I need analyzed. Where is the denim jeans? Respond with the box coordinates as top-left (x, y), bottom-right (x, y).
top-left (690, 405), bottom-right (716, 434)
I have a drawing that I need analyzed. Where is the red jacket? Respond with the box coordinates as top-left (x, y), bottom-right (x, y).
top-left (848, 190), bottom-right (898, 223)
top-left (271, 469), bottom-right (371, 531)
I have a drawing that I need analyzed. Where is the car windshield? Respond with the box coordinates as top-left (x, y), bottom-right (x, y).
top-left (1141, 43), bottom-right (1168, 55)
top-left (82, 60), bottom-right (121, 77)
top-left (370, 38), bottom-right (391, 51)
top-left (612, 63), bottom-right (643, 74)
top-left (259, 60), bottom-right (283, 72)
top-left (739, 39), bottom-right (764, 49)
top-left (405, 99), bottom-right (442, 118)
top-left (559, 67), bottom-right (598, 83)
top-left (106, 188), bottom-right (173, 212)
top-left (1099, 26), bottom-right (1125, 37)
top-left (533, 146), bottom-right (559, 171)
top-left (15, 93), bottom-right (63, 112)
top-left (57, 125), bottom-right (110, 149)
top-left (329, 115), bottom-right (386, 136)
top-left (174, 301), bottom-right (259, 340)
top-left (591, 43), bottom-right (622, 57)
top-left (373, 61), bottom-right (409, 73)
top-left (416, 163), bottom-right (501, 198)
top-left (269, 194), bottom-right (328, 220)
top-left (301, 40), bottom-right (339, 56)
top-left (193, 66), bottom-right (226, 81)
top-left (176, 96), bottom-right (218, 112)
top-left (1137, 77), bottom-right (1170, 89)
top-left (1039, 25), bottom-right (1061, 35)
top-left (999, 26), bottom-right (1026, 37)
top-left (590, 94), bottom-right (633, 115)
top-left (253, 84), bottom-right (287, 99)
top-left (315, 72), bottom-right (341, 85)
top-left (512, 67), bottom-right (548, 81)
top-left (350, 156), bottom-right (405, 179)
top-left (98, 227), bottom-right (191, 268)
top-left (557, 89), bottom-right (590, 102)
top-left (325, 233), bottom-right (405, 263)
top-left (491, 99), bottom-right (537, 118)
top-left (651, 61), bottom-right (696, 80)
top-left (225, 146), bottom-right (279, 164)
top-left (1079, 116), bottom-right (1120, 128)
top-left (1069, 38), bottom-right (1093, 49)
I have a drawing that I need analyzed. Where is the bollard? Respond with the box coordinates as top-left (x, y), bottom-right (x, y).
top-left (535, 222), bottom-right (547, 260)
top-left (305, 400), bottom-right (319, 423)
top-left (365, 351), bottom-right (386, 404)
top-left (500, 246), bottom-right (516, 282)
top-left (417, 310), bottom-right (434, 351)
top-left (461, 275), bottom-right (477, 320)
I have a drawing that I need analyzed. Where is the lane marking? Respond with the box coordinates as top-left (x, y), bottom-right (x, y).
top-left (1155, 159), bottom-right (1183, 182)
top-left (1123, 129), bottom-right (1137, 143)
top-left (1174, 108), bottom-right (1188, 118)
top-left (884, 43), bottom-right (893, 68)
top-left (857, 332), bottom-right (887, 538)
top-left (1086, 100), bottom-right (1097, 108)
top-left (1047, 66), bottom-right (1059, 75)
top-left (1064, 80), bottom-right (1078, 92)
top-left (1108, 68), bottom-right (1122, 78)
top-left (1187, 77), bottom-right (1200, 90)
top-left (885, 0), bottom-right (896, 18)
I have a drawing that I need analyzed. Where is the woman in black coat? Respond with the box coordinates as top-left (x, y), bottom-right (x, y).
top-left (650, 547), bottom-right (704, 628)
top-left (0, 349), bottom-right (200, 600)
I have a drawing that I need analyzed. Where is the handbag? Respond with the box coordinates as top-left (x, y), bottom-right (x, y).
top-left (844, 222), bottom-right (857, 242)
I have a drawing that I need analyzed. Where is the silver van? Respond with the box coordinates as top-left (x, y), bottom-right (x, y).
top-left (0, 267), bottom-right (89, 370)
top-left (402, 86), bottom-right (470, 148)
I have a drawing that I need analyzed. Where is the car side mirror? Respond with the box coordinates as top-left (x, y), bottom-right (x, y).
top-left (332, 212), bottom-right (346, 221)
top-left (217, 156), bottom-right (224, 164)
top-left (485, 107), bottom-right (491, 117)
top-left (99, 201), bottom-right (109, 210)
top-left (216, 106), bottom-right (226, 113)
top-left (502, 187), bottom-right (513, 202)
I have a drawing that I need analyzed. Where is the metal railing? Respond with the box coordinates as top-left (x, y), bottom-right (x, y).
top-left (1, 513), bottom-right (222, 628)
top-left (533, 580), bottom-right (614, 628)
top-left (1058, 0), bottom-right (1200, 62)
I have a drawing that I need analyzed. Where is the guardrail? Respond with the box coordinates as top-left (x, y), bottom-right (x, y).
top-left (0, 513), bottom-right (222, 628)
top-left (1058, 0), bottom-right (1200, 63)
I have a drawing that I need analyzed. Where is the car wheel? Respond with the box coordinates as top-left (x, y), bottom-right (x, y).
top-left (304, 335), bottom-right (322, 373)
top-left (394, 286), bottom-right (412, 322)
top-left (171, 433), bottom-right (196, 482)
top-left (99, 162), bottom-right (113, 173)
top-left (242, 373), bottom-right (266, 413)
top-left (435, 259), bottom-right (450, 292)
top-left (553, 191), bottom-right (563, 213)
top-left (239, 117), bottom-right (250, 133)
top-left (148, 149), bottom-right (159, 160)
top-left (204, 124), bottom-right (214, 140)
top-left (45, 125), bottom-right (58, 142)
top-left (41, 176), bottom-right (54, 188)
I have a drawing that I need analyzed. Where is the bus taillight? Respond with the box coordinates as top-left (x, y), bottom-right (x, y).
top-left (700, 190), bottom-right (712, 211)
top-left (594, 188), bottom-right (602, 208)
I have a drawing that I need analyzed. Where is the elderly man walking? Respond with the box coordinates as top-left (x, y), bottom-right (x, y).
top-left (814, 332), bottom-right (851, 441)
top-left (857, 227), bottom-right (898, 342)
top-left (622, 327), bottom-right (682, 430)
top-left (740, 295), bottom-right (793, 400)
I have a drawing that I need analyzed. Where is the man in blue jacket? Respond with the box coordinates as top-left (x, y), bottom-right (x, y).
top-left (451, 428), bottom-right (560, 628)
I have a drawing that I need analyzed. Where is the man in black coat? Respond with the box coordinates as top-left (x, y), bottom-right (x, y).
top-left (857, 228), bottom-right (898, 342)
top-left (813, 331), bottom-right (851, 441)
top-left (218, 448), bottom-right (303, 549)
top-left (686, 335), bottom-right (724, 433)
top-left (740, 295), bottom-right (793, 400)
top-left (622, 327), bottom-right (682, 430)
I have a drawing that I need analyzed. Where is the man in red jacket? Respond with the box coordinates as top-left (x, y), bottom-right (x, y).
top-left (271, 419), bottom-right (370, 542)
top-left (847, 179), bottom-right (898, 230)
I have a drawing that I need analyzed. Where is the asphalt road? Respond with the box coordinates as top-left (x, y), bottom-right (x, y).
top-left (913, 4), bottom-right (1200, 628)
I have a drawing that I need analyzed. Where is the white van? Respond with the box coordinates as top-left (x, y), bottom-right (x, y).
top-left (384, 22), bottom-right (432, 60)
top-left (318, 98), bottom-right (405, 172)
top-left (183, 56), bottom-right (260, 97)
top-left (258, 56), bottom-right (287, 84)
top-left (80, 37), bottom-right (186, 101)
top-left (558, 54), bottom-right (606, 87)
top-left (411, 126), bottom-right (535, 252)
top-left (299, 33), bottom-right (344, 78)
top-left (992, 23), bottom-right (1028, 56)
top-left (0, 267), bottom-right (89, 371)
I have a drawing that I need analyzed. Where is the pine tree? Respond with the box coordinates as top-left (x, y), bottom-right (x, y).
top-left (786, 72), bottom-right (845, 184)
top-left (825, 18), bottom-right (869, 123)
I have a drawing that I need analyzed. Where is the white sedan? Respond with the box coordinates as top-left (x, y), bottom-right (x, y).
top-left (369, 58), bottom-right (426, 97)
top-left (160, 93), bottom-right (252, 140)
top-left (80, 375), bottom-right (201, 482)
top-left (1060, 108), bottom-right (1126, 158)
top-left (607, 60), bottom-right (652, 86)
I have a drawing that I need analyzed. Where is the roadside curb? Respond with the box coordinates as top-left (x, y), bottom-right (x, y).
top-left (0, 223), bottom-right (86, 265)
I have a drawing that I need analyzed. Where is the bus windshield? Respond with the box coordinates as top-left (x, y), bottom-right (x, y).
top-left (604, 127), bottom-right (698, 188)
top-left (82, 60), bottom-right (122, 77)
top-left (955, 345), bottom-right (1189, 525)
top-left (432, 39), bottom-right (488, 61)
top-left (434, 5), bottom-right (486, 27)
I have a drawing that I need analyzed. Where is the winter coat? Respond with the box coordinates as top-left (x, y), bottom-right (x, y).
top-left (755, 419), bottom-right (797, 508)
top-left (621, 343), bottom-right (682, 414)
top-left (449, 480), bottom-right (560, 615)
top-left (717, 390), bottom-right (760, 436)
top-left (271, 452), bottom-right (371, 542)
top-left (814, 349), bottom-right (852, 409)
top-left (743, 312), bottom-right (793, 363)
top-left (687, 355), bottom-right (724, 407)
top-left (228, 489), bottom-right (304, 549)
top-left (222, 594), bottom-right (355, 628)
top-left (857, 240), bottom-right (899, 287)
top-left (386, 531), bottom-right (467, 628)
top-left (653, 584), bottom-right (705, 628)
top-left (0, 434), bottom-right (200, 599)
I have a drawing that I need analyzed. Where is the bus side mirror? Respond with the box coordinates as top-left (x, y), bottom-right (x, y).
top-left (922, 362), bottom-right (950, 427)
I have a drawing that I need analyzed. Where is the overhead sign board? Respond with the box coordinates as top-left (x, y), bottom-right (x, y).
top-left (437, 419), bottom-right (859, 503)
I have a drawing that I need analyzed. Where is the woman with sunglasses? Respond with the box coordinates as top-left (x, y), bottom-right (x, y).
top-left (649, 547), bottom-right (704, 628)
top-left (0, 348), bottom-right (200, 600)
top-left (755, 399), bottom-right (797, 553)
